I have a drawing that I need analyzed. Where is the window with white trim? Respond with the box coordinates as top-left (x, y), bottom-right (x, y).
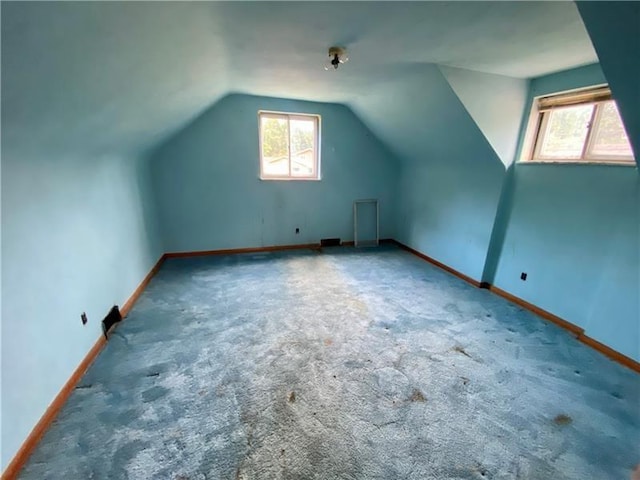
top-left (521, 86), bottom-right (635, 165)
top-left (259, 111), bottom-right (320, 180)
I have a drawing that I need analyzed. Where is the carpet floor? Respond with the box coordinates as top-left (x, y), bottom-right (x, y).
top-left (20, 246), bottom-right (639, 479)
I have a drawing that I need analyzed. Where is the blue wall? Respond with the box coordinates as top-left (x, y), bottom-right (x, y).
top-left (491, 64), bottom-right (639, 361)
top-left (398, 162), bottom-right (505, 281)
top-left (372, 66), bottom-right (507, 281)
top-left (0, 152), bottom-right (162, 468)
top-left (492, 165), bottom-right (638, 359)
top-left (483, 63), bottom-right (606, 284)
top-left (150, 94), bottom-right (399, 252)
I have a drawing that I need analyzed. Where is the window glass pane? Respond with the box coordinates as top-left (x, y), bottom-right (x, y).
top-left (289, 118), bottom-right (315, 177)
top-left (589, 101), bottom-right (634, 158)
top-left (539, 104), bottom-right (593, 159)
top-left (261, 116), bottom-right (289, 176)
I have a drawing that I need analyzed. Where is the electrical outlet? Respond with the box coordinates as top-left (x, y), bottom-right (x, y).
top-left (295, 227), bottom-right (300, 234)
top-left (81, 312), bottom-right (88, 325)
top-left (520, 272), bottom-right (527, 281)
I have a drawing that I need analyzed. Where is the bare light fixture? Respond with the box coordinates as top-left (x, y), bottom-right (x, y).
top-left (324, 46), bottom-right (349, 71)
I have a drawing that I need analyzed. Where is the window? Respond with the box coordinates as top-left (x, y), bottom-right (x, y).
top-left (521, 86), bottom-right (635, 165)
top-left (259, 111), bottom-right (320, 180)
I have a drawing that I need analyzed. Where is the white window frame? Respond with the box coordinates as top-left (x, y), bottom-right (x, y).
top-left (258, 110), bottom-right (321, 181)
top-left (519, 85), bottom-right (635, 166)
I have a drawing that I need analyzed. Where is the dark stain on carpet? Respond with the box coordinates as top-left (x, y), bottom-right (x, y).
top-left (409, 389), bottom-right (426, 402)
top-left (453, 345), bottom-right (472, 358)
top-left (553, 414), bottom-right (573, 425)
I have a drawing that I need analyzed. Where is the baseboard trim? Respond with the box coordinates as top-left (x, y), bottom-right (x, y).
top-left (1, 336), bottom-right (106, 480)
top-left (485, 286), bottom-right (639, 372)
top-left (485, 285), bottom-right (585, 337)
top-left (165, 243), bottom-right (321, 258)
top-left (577, 333), bottom-right (640, 373)
top-left (165, 240), bottom-right (405, 258)
top-left (390, 240), bottom-right (481, 288)
top-left (388, 240), bottom-right (638, 374)
top-left (2, 254), bottom-right (166, 480)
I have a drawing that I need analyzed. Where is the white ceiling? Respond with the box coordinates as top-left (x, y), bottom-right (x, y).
top-left (1, 2), bottom-right (597, 158)
top-left (220, 1), bottom-right (597, 95)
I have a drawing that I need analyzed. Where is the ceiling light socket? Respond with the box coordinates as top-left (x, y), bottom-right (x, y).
top-left (325, 46), bottom-right (349, 70)
top-left (328, 46), bottom-right (346, 58)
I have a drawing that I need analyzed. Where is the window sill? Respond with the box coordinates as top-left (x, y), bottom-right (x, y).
top-left (259, 176), bottom-right (322, 181)
top-left (517, 160), bottom-right (636, 168)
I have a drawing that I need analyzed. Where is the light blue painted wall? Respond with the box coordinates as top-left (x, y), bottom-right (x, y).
top-left (492, 63), bottom-right (640, 361)
top-left (2, 3), bottom-right (164, 468)
top-left (483, 64), bottom-right (606, 284)
top-left (493, 165), bottom-right (638, 359)
top-left (398, 162), bottom-right (505, 282)
top-left (0, 151), bottom-right (162, 469)
top-left (368, 66), bottom-right (507, 281)
top-left (150, 94), bottom-right (399, 252)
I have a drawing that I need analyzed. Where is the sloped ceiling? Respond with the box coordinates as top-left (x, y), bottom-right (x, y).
top-left (439, 66), bottom-right (528, 166)
top-left (1, 2), bottom-right (231, 157)
top-left (346, 64), bottom-right (504, 167)
top-left (2, 1), bottom-right (597, 161)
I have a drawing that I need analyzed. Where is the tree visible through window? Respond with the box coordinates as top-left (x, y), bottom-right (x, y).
top-left (259, 112), bottom-right (320, 179)
top-left (523, 86), bottom-right (635, 164)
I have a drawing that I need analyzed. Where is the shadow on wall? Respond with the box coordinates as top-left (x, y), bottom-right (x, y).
top-left (145, 93), bottom-right (400, 253)
top-left (481, 164), bottom-right (517, 285)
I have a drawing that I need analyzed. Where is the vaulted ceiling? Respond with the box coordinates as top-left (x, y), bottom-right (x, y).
top-left (1, 1), bottom-right (603, 165)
